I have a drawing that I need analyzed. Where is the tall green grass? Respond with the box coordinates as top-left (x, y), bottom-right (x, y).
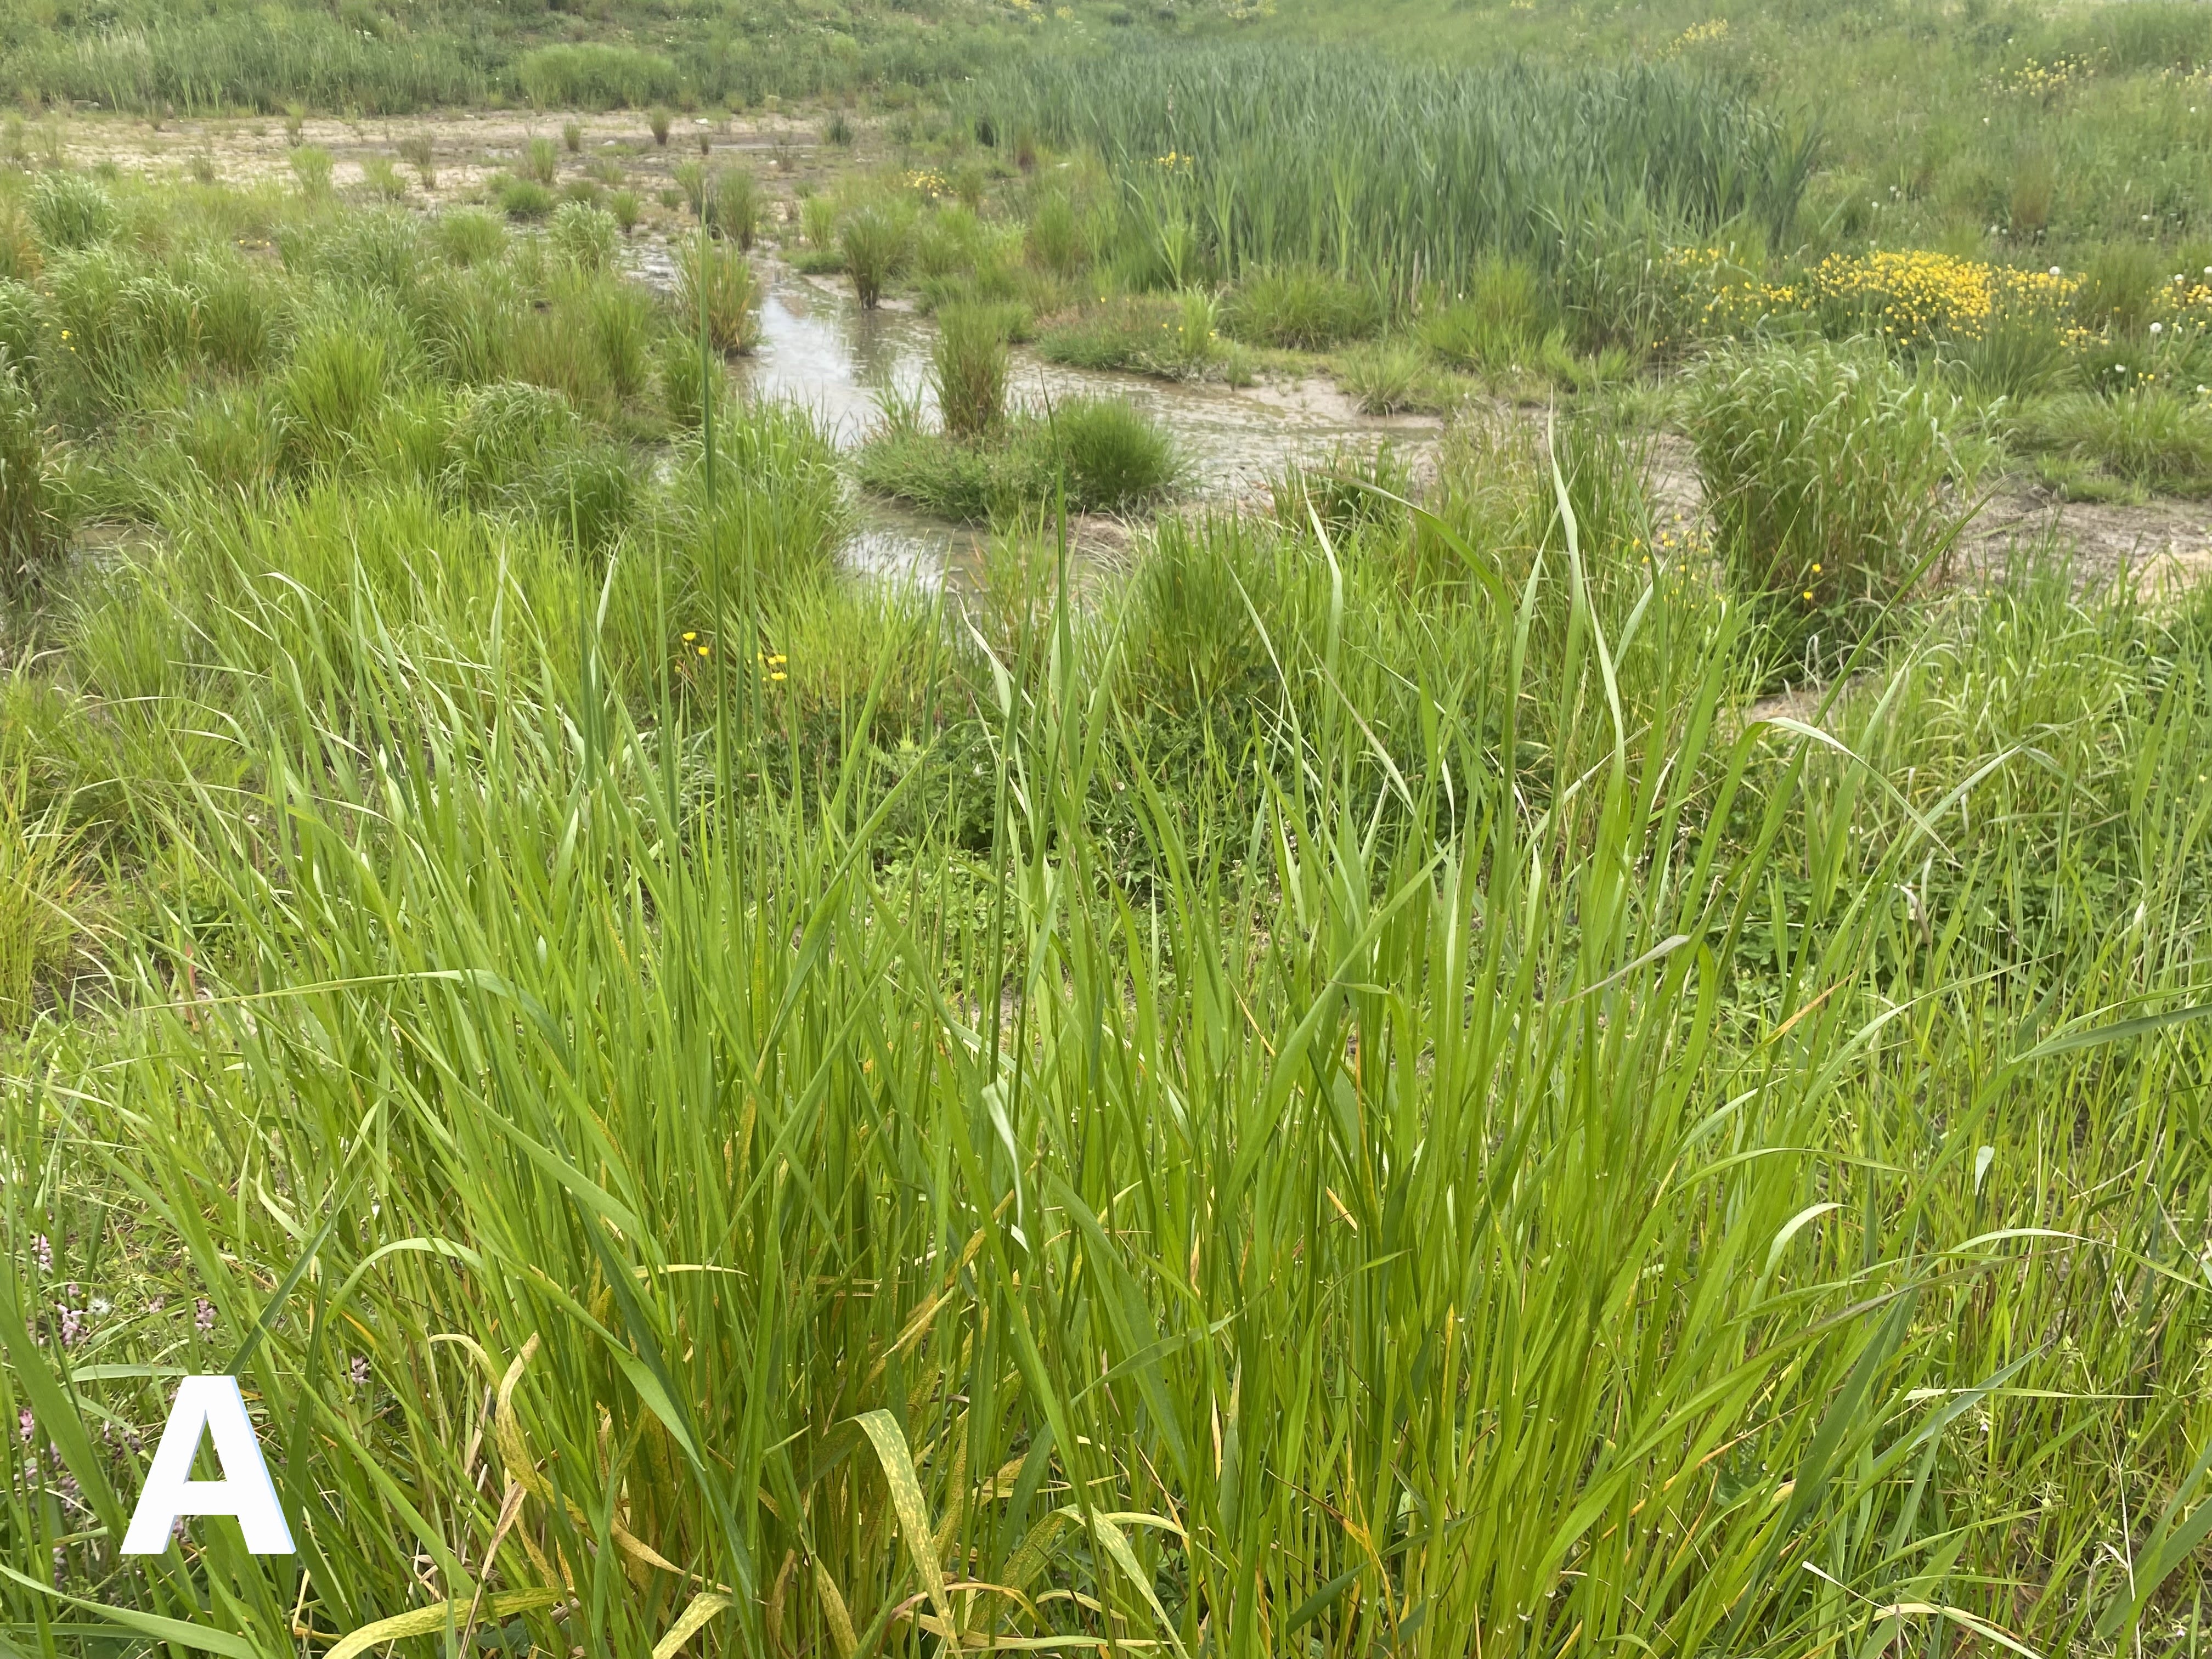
top-left (1691, 340), bottom-right (1979, 681)
top-left (966, 46), bottom-right (1819, 296)
top-left (5, 433), bottom-right (2212, 1656)
top-left (0, 361), bottom-right (54, 591)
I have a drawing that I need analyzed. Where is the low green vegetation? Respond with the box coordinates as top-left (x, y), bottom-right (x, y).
top-left (857, 391), bottom-right (1184, 518)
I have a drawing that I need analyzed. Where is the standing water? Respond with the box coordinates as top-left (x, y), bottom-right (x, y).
top-left (636, 249), bottom-right (1444, 582)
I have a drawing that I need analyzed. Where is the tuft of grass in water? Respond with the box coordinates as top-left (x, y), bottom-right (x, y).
top-left (1335, 340), bottom-right (1453, 413)
top-left (674, 156), bottom-right (708, 220)
top-left (496, 176), bottom-right (554, 220)
top-left (839, 203), bottom-right (910, 309)
top-left (675, 233), bottom-right (761, 356)
top-left (1046, 394), bottom-right (1183, 509)
top-left (858, 392), bottom-right (1181, 517)
top-left (549, 200), bottom-right (620, 273)
top-left (358, 154), bottom-right (408, 201)
top-left (932, 300), bottom-right (1011, 438)
top-left (710, 166), bottom-right (759, 250)
top-left (1222, 265), bottom-right (1385, 349)
top-left (1691, 338), bottom-right (1976, 681)
top-left (1038, 290), bottom-right (1248, 383)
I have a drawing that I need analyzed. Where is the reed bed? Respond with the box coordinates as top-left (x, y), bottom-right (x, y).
top-left (965, 46), bottom-right (1820, 295)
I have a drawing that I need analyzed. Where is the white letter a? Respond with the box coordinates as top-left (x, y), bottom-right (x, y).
top-left (120, 1376), bottom-right (296, 1555)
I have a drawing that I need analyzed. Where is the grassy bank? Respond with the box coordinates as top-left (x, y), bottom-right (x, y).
top-left (0, 0), bottom-right (1025, 116)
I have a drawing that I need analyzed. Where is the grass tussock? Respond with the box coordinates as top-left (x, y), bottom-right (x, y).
top-left (675, 234), bottom-right (761, 356)
top-left (857, 392), bottom-right (1183, 518)
top-left (1691, 340), bottom-right (1980, 680)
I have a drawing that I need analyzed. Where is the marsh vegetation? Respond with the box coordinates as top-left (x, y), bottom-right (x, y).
top-left (3, 2), bottom-right (2212, 1656)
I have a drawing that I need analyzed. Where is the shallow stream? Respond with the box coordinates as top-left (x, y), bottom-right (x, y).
top-left (635, 250), bottom-right (1444, 583)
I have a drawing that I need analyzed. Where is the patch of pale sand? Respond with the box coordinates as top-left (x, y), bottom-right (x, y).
top-left (1959, 487), bottom-right (2212, 595)
top-left (1242, 374), bottom-right (1436, 432)
top-left (40, 107), bottom-right (850, 219)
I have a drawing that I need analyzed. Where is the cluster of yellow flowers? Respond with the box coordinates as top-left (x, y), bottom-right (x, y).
top-left (2153, 270), bottom-right (2212, 335)
top-left (1991, 54), bottom-right (2097, 97)
top-left (1152, 151), bottom-right (1194, 172)
top-left (1660, 17), bottom-right (1730, 56)
top-left (1807, 250), bottom-right (2078, 347)
top-left (1670, 247), bottom-right (2081, 349)
top-left (905, 168), bottom-right (947, 200)
top-left (674, 636), bottom-right (788, 682)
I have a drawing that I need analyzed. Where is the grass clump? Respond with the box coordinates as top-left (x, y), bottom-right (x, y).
top-left (858, 391), bottom-right (1181, 518)
top-left (1418, 254), bottom-right (1554, 370)
top-left (288, 144), bottom-right (334, 200)
top-left (1037, 290), bottom-right (1249, 382)
top-left (1335, 341), bottom-right (1453, 414)
top-left (359, 155), bottom-right (408, 201)
top-left (0, 360), bottom-right (57, 590)
top-left (496, 177), bottom-right (554, 221)
top-left (931, 301), bottom-right (1010, 438)
top-left (550, 201), bottom-right (620, 273)
top-left (2016, 387), bottom-right (2212, 496)
top-left (709, 167), bottom-right (759, 250)
top-left (1691, 340), bottom-right (1976, 679)
top-left (523, 136), bottom-right (560, 187)
top-left (839, 204), bottom-right (910, 309)
top-left (278, 321), bottom-right (396, 473)
top-left (1222, 266), bottom-right (1384, 349)
top-left (674, 234), bottom-right (760, 355)
top-left (27, 172), bottom-right (114, 250)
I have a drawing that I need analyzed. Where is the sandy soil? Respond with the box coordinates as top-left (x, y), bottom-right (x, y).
top-left (47, 104), bottom-right (855, 232)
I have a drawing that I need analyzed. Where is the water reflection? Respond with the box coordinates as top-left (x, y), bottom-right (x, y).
top-left (630, 248), bottom-right (1443, 583)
